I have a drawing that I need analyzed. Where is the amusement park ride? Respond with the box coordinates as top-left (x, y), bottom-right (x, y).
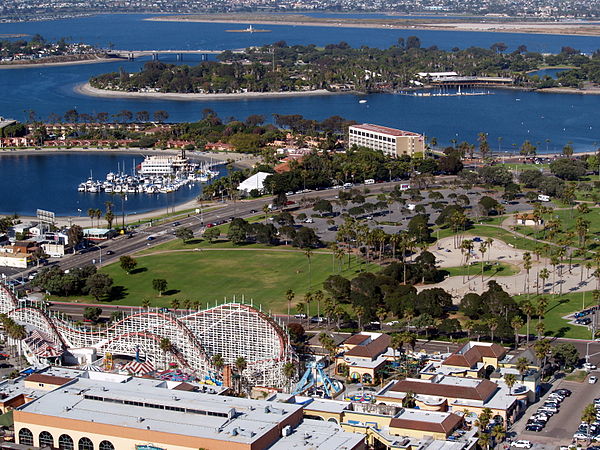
top-left (292, 360), bottom-right (344, 398)
top-left (0, 282), bottom-right (295, 389)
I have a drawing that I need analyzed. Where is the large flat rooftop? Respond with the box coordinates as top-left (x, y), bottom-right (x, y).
top-left (350, 124), bottom-right (421, 137)
top-left (17, 377), bottom-right (303, 445)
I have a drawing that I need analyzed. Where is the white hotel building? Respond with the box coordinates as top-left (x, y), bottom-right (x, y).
top-left (348, 124), bottom-right (425, 157)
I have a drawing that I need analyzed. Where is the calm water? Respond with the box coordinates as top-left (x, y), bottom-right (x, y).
top-left (0, 14), bottom-right (598, 152)
top-left (0, 153), bottom-right (224, 216)
top-left (528, 68), bottom-right (570, 79)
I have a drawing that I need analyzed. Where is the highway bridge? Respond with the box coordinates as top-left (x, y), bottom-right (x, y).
top-left (110, 49), bottom-right (245, 61)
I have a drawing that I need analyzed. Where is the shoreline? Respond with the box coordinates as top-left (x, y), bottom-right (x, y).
top-left (0, 56), bottom-right (122, 70)
top-left (0, 147), bottom-right (259, 224)
top-left (536, 86), bottom-right (600, 95)
top-left (75, 82), bottom-right (347, 101)
top-left (145, 15), bottom-right (600, 37)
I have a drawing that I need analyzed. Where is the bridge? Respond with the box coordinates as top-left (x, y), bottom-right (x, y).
top-left (110, 49), bottom-right (245, 61)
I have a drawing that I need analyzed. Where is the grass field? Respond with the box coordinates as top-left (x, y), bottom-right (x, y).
top-left (515, 292), bottom-right (596, 340)
top-left (60, 247), bottom-right (377, 312)
top-left (514, 207), bottom-right (600, 251)
top-left (442, 261), bottom-right (519, 278)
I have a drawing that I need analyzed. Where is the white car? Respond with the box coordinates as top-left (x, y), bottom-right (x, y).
top-left (590, 376), bottom-right (598, 384)
top-left (584, 363), bottom-right (597, 371)
top-left (512, 441), bottom-right (532, 449)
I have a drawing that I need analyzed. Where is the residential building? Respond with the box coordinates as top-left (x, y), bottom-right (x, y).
top-left (348, 124), bottom-right (424, 157)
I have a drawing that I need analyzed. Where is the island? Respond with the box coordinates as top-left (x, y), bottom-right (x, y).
top-left (0, 34), bottom-right (114, 67)
top-left (88, 41), bottom-right (600, 97)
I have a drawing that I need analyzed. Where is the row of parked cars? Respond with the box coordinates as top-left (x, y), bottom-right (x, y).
top-left (573, 398), bottom-right (600, 441)
top-left (526, 388), bottom-right (572, 432)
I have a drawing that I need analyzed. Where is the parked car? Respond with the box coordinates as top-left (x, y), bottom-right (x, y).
top-left (512, 441), bottom-right (532, 449)
top-left (526, 423), bottom-right (544, 432)
top-left (590, 375), bottom-right (598, 384)
top-left (585, 362), bottom-right (597, 371)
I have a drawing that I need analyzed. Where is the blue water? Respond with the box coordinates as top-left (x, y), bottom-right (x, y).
top-left (0, 13), bottom-right (598, 152)
top-left (0, 153), bottom-right (224, 216)
top-left (2, 13), bottom-right (600, 53)
top-left (528, 68), bottom-right (570, 79)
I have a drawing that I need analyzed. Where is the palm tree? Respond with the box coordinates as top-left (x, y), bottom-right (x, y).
top-left (539, 268), bottom-right (549, 293)
top-left (313, 290), bottom-right (324, 323)
top-left (523, 252), bottom-right (532, 297)
top-left (536, 321), bottom-right (545, 339)
top-left (285, 289), bottom-right (295, 322)
top-left (282, 362), bottom-right (296, 393)
top-left (487, 317), bottom-right (499, 342)
top-left (159, 337), bottom-right (173, 369)
top-left (353, 305), bottom-right (365, 331)
top-left (515, 357), bottom-right (529, 381)
top-left (303, 291), bottom-right (313, 326)
top-left (391, 333), bottom-right (405, 361)
top-left (511, 316), bottom-right (524, 348)
top-left (304, 247), bottom-right (313, 289)
top-left (504, 373), bottom-right (517, 394)
top-left (212, 353), bottom-right (224, 372)
top-left (142, 298), bottom-right (151, 309)
top-left (479, 242), bottom-right (487, 282)
top-left (521, 300), bottom-right (534, 344)
top-left (490, 424), bottom-right (506, 447)
top-left (235, 356), bottom-right (247, 395)
top-left (88, 208), bottom-right (95, 227)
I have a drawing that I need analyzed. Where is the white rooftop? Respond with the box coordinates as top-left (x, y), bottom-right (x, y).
top-left (18, 376), bottom-right (303, 445)
top-left (270, 419), bottom-right (364, 450)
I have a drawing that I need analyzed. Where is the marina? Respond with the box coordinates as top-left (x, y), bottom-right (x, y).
top-left (77, 153), bottom-right (220, 195)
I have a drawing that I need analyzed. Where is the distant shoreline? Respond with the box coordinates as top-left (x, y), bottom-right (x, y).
top-left (0, 56), bottom-right (120, 70)
top-left (75, 82), bottom-right (348, 101)
top-left (145, 14), bottom-right (600, 37)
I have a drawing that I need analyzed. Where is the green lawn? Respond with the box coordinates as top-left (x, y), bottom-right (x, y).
top-left (514, 207), bottom-right (600, 251)
top-left (442, 261), bottom-right (520, 278)
top-left (515, 292), bottom-right (595, 340)
top-left (59, 248), bottom-right (377, 312)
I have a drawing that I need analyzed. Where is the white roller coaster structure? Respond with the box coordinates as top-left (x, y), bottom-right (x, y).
top-left (0, 282), bottom-right (294, 389)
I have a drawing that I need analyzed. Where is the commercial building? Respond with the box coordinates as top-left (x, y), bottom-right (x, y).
top-left (13, 373), bottom-right (365, 450)
top-left (348, 124), bottom-right (425, 157)
top-left (375, 374), bottom-right (519, 427)
top-left (335, 333), bottom-right (392, 384)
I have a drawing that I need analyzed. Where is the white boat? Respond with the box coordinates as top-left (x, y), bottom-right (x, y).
top-left (77, 183), bottom-right (86, 192)
top-left (359, 99), bottom-right (367, 104)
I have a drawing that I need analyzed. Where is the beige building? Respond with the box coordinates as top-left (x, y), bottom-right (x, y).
top-left (348, 124), bottom-right (425, 157)
top-left (14, 373), bottom-right (366, 450)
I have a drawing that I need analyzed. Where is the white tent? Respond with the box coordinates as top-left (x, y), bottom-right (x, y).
top-left (237, 172), bottom-right (271, 194)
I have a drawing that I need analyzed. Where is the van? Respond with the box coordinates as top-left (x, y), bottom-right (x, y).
top-left (538, 194), bottom-right (550, 202)
top-left (364, 179), bottom-right (375, 185)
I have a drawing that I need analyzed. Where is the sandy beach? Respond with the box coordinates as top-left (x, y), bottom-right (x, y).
top-left (76, 82), bottom-right (346, 101)
top-left (0, 56), bottom-right (121, 70)
top-left (146, 14), bottom-right (600, 37)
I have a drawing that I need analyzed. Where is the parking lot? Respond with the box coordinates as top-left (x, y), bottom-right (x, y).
top-left (513, 372), bottom-right (600, 449)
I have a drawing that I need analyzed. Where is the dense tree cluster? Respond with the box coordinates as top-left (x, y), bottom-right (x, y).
top-left (32, 265), bottom-right (113, 299)
top-left (90, 41), bottom-right (564, 94)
